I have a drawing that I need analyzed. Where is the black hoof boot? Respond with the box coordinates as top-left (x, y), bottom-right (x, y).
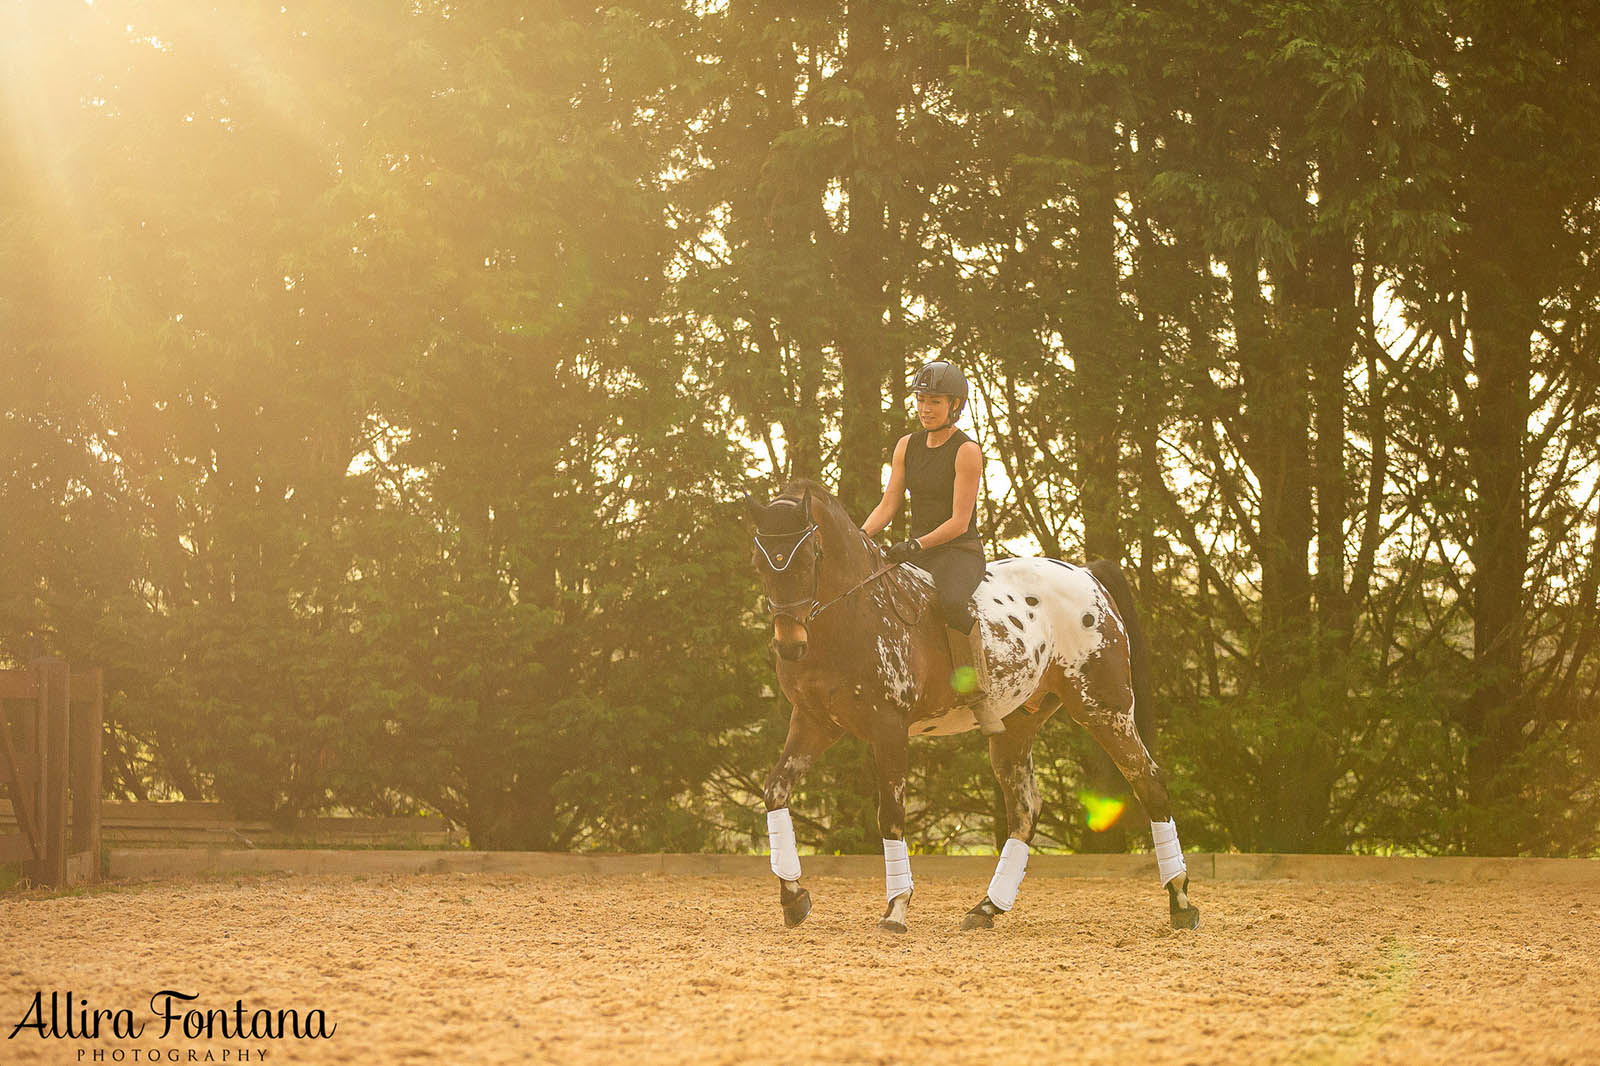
top-left (961, 898), bottom-right (1000, 931)
top-left (1167, 876), bottom-right (1200, 930)
top-left (877, 890), bottom-right (912, 934)
top-left (781, 883), bottom-right (812, 928)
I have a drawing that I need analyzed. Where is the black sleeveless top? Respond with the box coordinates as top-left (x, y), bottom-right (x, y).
top-left (905, 428), bottom-right (982, 551)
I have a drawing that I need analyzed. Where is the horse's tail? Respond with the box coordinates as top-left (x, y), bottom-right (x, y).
top-left (1086, 558), bottom-right (1153, 740)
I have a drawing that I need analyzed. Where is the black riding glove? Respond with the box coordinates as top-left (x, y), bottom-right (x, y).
top-left (887, 538), bottom-right (923, 564)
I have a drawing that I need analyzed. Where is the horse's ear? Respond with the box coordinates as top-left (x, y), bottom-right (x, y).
top-left (801, 487), bottom-right (813, 521)
top-left (743, 493), bottom-right (765, 524)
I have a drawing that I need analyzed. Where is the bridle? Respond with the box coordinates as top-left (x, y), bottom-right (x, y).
top-left (754, 522), bottom-right (921, 627)
top-left (754, 522), bottom-right (825, 622)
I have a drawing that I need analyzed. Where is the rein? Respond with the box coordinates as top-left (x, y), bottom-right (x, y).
top-left (805, 558), bottom-right (905, 623)
top-left (756, 523), bottom-right (927, 626)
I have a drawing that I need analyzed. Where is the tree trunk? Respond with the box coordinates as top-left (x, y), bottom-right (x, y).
top-left (1309, 226), bottom-right (1355, 651)
top-left (1460, 261), bottom-right (1532, 856)
top-left (1235, 248), bottom-right (1313, 665)
top-left (1233, 245), bottom-right (1318, 851)
top-left (1073, 90), bottom-right (1126, 567)
top-left (835, 2), bottom-right (895, 850)
top-left (837, 2), bottom-right (890, 521)
top-left (1071, 62), bottom-right (1131, 853)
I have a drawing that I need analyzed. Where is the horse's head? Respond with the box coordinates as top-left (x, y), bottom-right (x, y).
top-left (747, 487), bottom-right (825, 661)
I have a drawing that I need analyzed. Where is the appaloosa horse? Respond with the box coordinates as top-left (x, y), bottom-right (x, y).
top-left (748, 479), bottom-right (1200, 933)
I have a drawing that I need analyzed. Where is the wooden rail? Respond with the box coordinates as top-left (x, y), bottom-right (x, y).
top-left (104, 849), bottom-right (1600, 882)
top-left (1, 799), bottom-right (458, 850)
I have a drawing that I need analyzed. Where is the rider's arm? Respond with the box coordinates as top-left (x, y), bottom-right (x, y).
top-left (913, 441), bottom-right (981, 549)
top-left (860, 435), bottom-right (910, 536)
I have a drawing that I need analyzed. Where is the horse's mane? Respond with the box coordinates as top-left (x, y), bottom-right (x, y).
top-left (779, 477), bottom-right (831, 497)
top-left (780, 477), bottom-right (892, 564)
top-left (778, 478), bottom-right (849, 524)
top-left (777, 476), bottom-right (838, 502)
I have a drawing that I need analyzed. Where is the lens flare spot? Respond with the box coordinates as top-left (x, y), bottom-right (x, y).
top-left (950, 666), bottom-right (978, 694)
top-left (1078, 791), bottom-right (1128, 832)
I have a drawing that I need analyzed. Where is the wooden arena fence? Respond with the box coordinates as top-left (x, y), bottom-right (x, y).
top-left (0, 660), bottom-right (103, 888)
top-left (0, 797), bottom-right (464, 845)
top-left (0, 801), bottom-right (459, 850)
top-left (103, 848), bottom-right (1600, 882)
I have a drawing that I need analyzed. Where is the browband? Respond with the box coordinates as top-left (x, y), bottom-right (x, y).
top-left (753, 524), bottom-right (817, 572)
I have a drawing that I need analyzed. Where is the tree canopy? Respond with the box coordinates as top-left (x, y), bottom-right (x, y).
top-left (3, 0), bottom-right (1597, 856)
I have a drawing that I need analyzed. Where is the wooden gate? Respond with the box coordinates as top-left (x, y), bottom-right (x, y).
top-left (0, 660), bottom-right (103, 887)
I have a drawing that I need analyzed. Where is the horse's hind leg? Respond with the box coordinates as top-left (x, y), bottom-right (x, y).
top-left (764, 710), bottom-right (842, 928)
top-left (1072, 701), bottom-right (1201, 930)
top-left (962, 711), bottom-right (1046, 930)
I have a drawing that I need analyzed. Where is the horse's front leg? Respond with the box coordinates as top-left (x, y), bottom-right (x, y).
top-left (963, 712), bottom-right (1045, 930)
top-left (764, 709), bottom-right (842, 928)
top-left (870, 707), bottom-right (914, 934)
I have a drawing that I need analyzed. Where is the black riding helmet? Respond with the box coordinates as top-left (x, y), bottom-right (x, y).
top-left (911, 360), bottom-right (969, 425)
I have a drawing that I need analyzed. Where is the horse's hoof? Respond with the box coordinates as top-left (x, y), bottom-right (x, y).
top-left (877, 918), bottom-right (908, 935)
top-left (1166, 876), bottom-right (1199, 930)
top-left (961, 898), bottom-right (999, 931)
top-left (782, 888), bottom-right (812, 928)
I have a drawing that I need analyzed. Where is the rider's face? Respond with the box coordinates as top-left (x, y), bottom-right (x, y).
top-left (917, 394), bottom-right (953, 427)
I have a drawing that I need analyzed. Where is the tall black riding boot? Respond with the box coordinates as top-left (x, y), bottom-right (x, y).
top-left (946, 624), bottom-right (1004, 735)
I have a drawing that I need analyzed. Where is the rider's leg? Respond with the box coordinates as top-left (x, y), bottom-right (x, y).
top-left (926, 548), bottom-right (1003, 734)
top-left (944, 624), bottom-right (1002, 733)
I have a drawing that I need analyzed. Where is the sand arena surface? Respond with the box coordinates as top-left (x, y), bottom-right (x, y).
top-left (2, 871), bottom-right (1597, 1065)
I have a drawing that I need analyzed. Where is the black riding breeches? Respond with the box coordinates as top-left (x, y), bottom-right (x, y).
top-left (919, 545), bottom-right (986, 633)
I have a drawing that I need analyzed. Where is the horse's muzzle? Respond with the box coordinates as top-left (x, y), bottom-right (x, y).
top-left (772, 616), bottom-right (809, 661)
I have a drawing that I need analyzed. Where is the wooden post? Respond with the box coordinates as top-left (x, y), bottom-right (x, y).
top-left (32, 659), bottom-right (70, 887)
top-left (16, 663), bottom-right (47, 880)
top-left (0, 670), bottom-right (43, 864)
top-left (69, 668), bottom-right (104, 882)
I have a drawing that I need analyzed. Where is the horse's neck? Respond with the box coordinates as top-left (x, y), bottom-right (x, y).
top-left (816, 519), bottom-right (935, 640)
top-left (817, 515), bottom-right (874, 590)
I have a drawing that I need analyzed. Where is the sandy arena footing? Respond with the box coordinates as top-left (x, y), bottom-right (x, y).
top-left (4, 870), bottom-right (1599, 1064)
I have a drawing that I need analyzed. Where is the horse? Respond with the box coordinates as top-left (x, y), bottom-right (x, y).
top-left (747, 479), bottom-right (1200, 933)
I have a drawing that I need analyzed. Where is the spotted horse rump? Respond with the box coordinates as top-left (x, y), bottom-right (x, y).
top-left (747, 480), bottom-right (1200, 935)
top-left (899, 557), bottom-right (1124, 737)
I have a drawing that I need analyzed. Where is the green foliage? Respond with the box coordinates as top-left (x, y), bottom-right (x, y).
top-left (2, 0), bottom-right (1596, 856)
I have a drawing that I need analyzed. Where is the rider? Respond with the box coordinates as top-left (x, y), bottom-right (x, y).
top-left (861, 360), bottom-right (1002, 735)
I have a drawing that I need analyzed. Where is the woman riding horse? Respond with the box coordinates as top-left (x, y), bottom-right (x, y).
top-left (748, 476), bottom-right (1201, 933)
top-left (860, 360), bottom-right (1005, 735)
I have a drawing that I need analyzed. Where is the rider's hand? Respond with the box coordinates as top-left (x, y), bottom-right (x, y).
top-left (887, 538), bottom-right (922, 564)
